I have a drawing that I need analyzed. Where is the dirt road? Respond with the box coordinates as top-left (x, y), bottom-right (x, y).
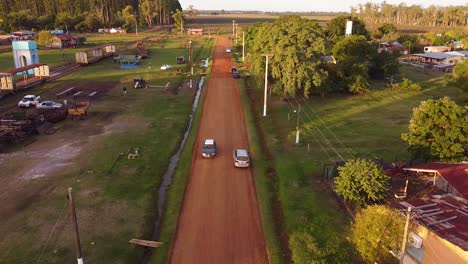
top-left (169, 37), bottom-right (269, 264)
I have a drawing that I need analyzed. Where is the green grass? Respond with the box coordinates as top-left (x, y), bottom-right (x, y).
top-left (241, 66), bottom-right (464, 263)
top-left (0, 35), bottom-right (215, 263)
top-left (149, 38), bottom-right (215, 264)
top-left (238, 76), bottom-right (284, 264)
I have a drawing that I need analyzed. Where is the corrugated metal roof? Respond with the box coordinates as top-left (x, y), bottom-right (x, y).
top-left (404, 163), bottom-right (468, 199)
top-left (446, 51), bottom-right (468, 57)
top-left (398, 195), bottom-right (468, 251)
top-left (413, 53), bottom-right (460, 60)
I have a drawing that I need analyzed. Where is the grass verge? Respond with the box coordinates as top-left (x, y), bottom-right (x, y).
top-left (149, 38), bottom-right (215, 264)
top-left (238, 76), bottom-right (286, 264)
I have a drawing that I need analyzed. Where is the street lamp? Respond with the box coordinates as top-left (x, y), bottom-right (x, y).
top-left (261, 54), bottom-right (273, 117)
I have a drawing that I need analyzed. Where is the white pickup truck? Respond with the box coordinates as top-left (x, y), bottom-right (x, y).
top-left (18, 95), bottom-right (41, 108)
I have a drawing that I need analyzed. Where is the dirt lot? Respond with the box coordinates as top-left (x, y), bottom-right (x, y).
top-left (0, 80), bottom-right (122, 220)
top-left (169, 37), bottom-right (268, 263)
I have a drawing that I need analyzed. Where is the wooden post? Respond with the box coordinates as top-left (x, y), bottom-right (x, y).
top-left (68, 188), bottom-right (84, 264)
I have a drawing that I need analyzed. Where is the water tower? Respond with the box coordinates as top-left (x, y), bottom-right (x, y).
top-left (12, 41), bottom-right (39, 74)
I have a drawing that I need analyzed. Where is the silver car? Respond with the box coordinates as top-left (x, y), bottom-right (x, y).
top-left (36, 101), bottom-right (63, 109)
top-left (233, 149), bottom-right (250, 168)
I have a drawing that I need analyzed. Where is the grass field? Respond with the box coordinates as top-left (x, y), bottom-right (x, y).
top-left (0, 35), bottom-right (215, 263)
top-left (240, 65), bottom-right (464, 263)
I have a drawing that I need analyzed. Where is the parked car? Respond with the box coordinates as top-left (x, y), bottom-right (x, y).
top-left (226, 47), bottom-right (231, 53)
top-left (202, 139), bottom-right (217, 158)
top-left (232, 70), bottom-right (240, 79)
top-left (233, 149), bottom-right (250, 168)
top-left (36, 101), bottom-right (63, 109)
top-left (160, 64), bottom-right (172, 70)
top-left (18, 95), bottom-right (40, 108)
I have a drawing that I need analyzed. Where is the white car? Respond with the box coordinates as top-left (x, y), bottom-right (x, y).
top-left (160, 64), bottom-right (172, 70)
top-left (36, 101), bottom-right (63, 109)
top-left (233, 149), bottom-right (250, 168)
top-left (226, 47), bottom-right (232, 53)
top-left (18, 95), bottom-right (41, 108)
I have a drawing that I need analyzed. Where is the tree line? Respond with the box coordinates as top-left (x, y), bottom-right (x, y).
top-left (0, 0), bottom-right (182, 33)
top-left (351, 2), bottom-right (467, 27)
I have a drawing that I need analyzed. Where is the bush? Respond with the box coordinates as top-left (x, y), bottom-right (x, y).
top-left (387, 78), bottom-right (421, 92)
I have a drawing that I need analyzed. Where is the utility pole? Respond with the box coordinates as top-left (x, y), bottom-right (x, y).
top-left (400, 206), bottom-right (412, 264)
top-left (295, 105), bottom-right (301, 144)
top-left (68, 187), bottom-right (84, 264)
top-left (232, 20), bottom-right (235, 36)
top-left (242, 31), bottom-right (245, 62)
top-left (135, 11), bottom-right (138, 36)
top-left (261, 54), bottom-right (273, 117)
top-left (235, 24), bottom-right (238, 45)
top-left (189, 40), bottom-right (193, 88)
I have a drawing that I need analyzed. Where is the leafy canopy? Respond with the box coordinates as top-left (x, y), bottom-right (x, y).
top-left (402, 97), bottom-right (467, 162)
top-left (351, 205), bottom-right (405, 263)
top-left (247, 16), bottom-right (328, 97)
top-left (36, 30), bottom-right (54, 46)
top-left (326, 15), bottom-right (369, 44)
top-left (334, 159), bottom-right (390, 207)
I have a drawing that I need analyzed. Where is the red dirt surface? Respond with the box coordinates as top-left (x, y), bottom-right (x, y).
top-left (169, 37), bottom-right (269, 264)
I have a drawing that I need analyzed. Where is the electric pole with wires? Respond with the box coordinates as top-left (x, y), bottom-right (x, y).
top-left (68, 187), bottom-right (84, 264)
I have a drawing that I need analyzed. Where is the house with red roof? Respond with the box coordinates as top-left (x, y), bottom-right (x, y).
top-left (391, 162), bottom-right (468, 264)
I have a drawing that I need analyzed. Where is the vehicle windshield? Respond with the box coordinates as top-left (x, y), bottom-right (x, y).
top-left (203, 144), bottom-right (215, 149)
top-left (237, 156), bottom-right (249, 161)
top-left (22, 97), bottom-right (33, 101)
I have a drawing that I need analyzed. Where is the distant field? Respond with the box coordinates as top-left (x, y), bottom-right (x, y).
top-left (188, 14), bottom-right (334, 25)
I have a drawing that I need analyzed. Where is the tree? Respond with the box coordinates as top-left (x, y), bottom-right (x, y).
top-left (171, 9), bottom-right (185, 32)
top-left (140, 0), bottom-right (158, 26)
top-left (36, 30), bottom-right (54, 46)
top-left (451, 59), bottom-right (468, 92)
top-left (186, 5), bottom-right (197, 16)
top-left (326, 15), bottom-right (369, 43)
top-left (121, 5), bottom-right (136, 32)
top-left (402, 97), bottom-right (467, 162)
top-left (334, 159), bottom-right (390, 207)
top-left (351, 205), bottom-right (405, 263)
top-left (332, 35), bottom-right (372, 93)
top-left (247, 16), bottom-right (329, 97)
top-left (55, 12), bottom-right (73, 32)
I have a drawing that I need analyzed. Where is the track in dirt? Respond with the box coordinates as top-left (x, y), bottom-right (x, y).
top-left (169, 37), bottom-right (269, 264)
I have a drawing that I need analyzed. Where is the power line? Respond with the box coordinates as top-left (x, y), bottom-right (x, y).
top-left (291, 96), bottom-right (347, 162)
top-left (297, 93), bottom-right (357, 159)
top-left (35, 201), bottom-right (69, 264)
top-left (285, 98), bottom-right (335, 164)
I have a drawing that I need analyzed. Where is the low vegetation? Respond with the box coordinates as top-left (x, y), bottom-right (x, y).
top-left (334, 159), bottom-right (390, 208)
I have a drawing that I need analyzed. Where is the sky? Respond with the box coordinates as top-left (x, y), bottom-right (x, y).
top-left (179, 0), bottom-right (467, 12)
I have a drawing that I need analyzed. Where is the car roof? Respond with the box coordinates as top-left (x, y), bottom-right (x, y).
top-left (24, 95), bottom-right (35, 98)
top-left (204, 139), bottom-right (215, 145)
top-left (235, 149), bottom-right (248, 156)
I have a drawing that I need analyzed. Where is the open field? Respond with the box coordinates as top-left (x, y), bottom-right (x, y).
top-left (240, 65), bottom-right (465, 262)
top-left (0, 34), bottom-right (215, 263)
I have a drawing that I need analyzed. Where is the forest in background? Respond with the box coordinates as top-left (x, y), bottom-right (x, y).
top-left (0, 0), bottom-right (182, 33)
top-left (352, 2), bottom-right (467, 27)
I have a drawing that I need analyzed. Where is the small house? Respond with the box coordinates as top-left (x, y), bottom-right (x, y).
top-left (379, 41), bottom-right (407, 54)
top-left (188, 29), bottom-right (203, 36)
top-left (49, 34), bottom-right (77, 48)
